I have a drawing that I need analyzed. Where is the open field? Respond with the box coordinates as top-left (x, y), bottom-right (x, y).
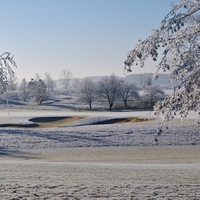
top-left (0, 109), bottom-right (199, 199)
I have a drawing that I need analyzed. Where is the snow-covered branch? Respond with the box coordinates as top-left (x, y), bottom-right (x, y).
top-left (0, 52), bottom-right (17, 93)
top-left (124, 0), bottom-right (200, 134)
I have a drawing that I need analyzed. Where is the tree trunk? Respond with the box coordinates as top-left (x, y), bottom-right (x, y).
top-left (124, 100), bottom-right (127, 107)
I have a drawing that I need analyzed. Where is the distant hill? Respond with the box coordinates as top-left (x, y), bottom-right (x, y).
top-left (124, 73), bottom-right (176, 86)
top-left (58, 73), bottom-right (177, 90)
top-left (84, 76), bottom-right (103, 82)
top-left (83, 73), bottom-right (175, 86)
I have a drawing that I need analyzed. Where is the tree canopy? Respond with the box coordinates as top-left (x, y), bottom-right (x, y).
top-left (124, 0), bottom-right (200, 134)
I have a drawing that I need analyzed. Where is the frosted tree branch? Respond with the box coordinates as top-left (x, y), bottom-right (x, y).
top-left (124, 0), bottom-right (200, 135)
top-left (0, 52), bottom-right (17, 93)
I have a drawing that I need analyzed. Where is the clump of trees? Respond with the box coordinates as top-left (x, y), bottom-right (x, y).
top-left (74, 74), bottom-right (136, 110)
top-left (28, 78), bottom-right (47, 104)
top-left (74, 74), bottom-right (163, 110)
top-left (18, 72), bottom-right (57, 104)
top-left (3, 68), bottom-right (73, 104)
top-left (124, 0), bottom-right (200, 134)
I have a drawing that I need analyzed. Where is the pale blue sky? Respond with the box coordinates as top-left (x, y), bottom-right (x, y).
top-left (1, 0), bottom-right (180, 81)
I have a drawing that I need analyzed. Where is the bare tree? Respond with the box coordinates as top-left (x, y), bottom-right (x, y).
top-left (139, 73), bottom-right (152, 87)
top-left (59, 69), bottom-right (72, 90)
top-left (142, 85), bottom-right (165, 107)
top-left (98, 74), bottom-right (123, 110)
top-left (119, 81), bottom-right (139, 107)
top-left (124, 0), bottom-right (200, 133)
top-left (19, 78), bottom-right (29, 102)
top-left (44, 72), bottom-right (55, 95)
top-left (144, 74), bottom-right (152, 87)
top-left (74, 78), bottom-right (97, 109)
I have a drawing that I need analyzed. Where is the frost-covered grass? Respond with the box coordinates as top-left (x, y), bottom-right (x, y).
top-left (0, 161), bottom-right (200, 199)
top-left (0, 123), bottom-right (199, 149)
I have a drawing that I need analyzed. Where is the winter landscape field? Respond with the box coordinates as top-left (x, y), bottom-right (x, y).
top-left (0, 98), bottom-right (199, 200)
top-left (1, 0), bottom-right (200, 199)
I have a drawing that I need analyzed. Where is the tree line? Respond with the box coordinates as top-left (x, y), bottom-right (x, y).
top-left (1, 68), bottom-right (165, 110)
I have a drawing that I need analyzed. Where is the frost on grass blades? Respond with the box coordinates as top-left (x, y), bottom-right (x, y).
top-left (124, 0), bottom-right (200, 135)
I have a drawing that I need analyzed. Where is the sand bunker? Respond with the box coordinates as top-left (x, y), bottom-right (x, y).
top-left (91, 117), bottom-right (148, 125)
top-left (29, 116), bottom-right (84, 128)
top-left (30, 116), bottom-right (148, 128)
top-left (0, 116), bottom-right (148, 128)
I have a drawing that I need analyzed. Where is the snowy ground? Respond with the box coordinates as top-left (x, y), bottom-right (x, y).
top-left (0, 105), bottom-right (199, 199)
top-left (0, 160), bottom-right (200, 199)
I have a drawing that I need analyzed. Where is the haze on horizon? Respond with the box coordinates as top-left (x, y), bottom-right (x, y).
top-left (1, 0), bottom-right (180, 81)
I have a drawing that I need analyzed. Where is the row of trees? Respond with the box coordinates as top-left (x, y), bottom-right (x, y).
top-left (74, 74), bottom-right (165, 110)
top-left (2, 68), bottom-right (165, 110)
